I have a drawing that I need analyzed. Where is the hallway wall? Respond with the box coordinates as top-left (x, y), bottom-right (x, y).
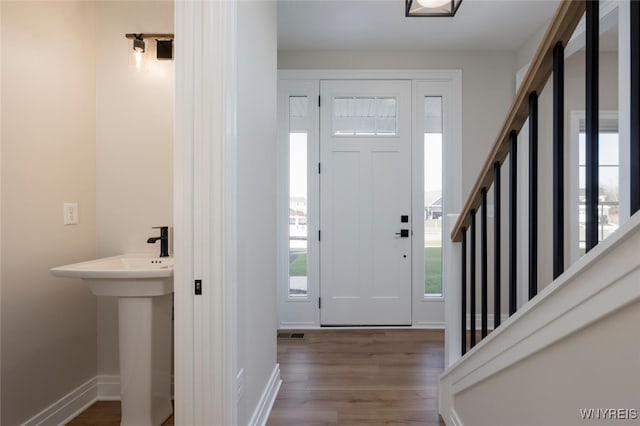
top-left (1, 2), bottom-right (97, 423)
top-left (237, 1), bottom-right (279, 423)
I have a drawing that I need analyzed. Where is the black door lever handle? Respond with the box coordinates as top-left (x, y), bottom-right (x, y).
top-left (395, 229), bottom-right (409, 238)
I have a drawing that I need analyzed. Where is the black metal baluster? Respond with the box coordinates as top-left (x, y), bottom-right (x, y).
top-left (509, 130), bottom-right (518, 315)
top-left (632, 0), bottom-right (640, 214)
top-left (481, 188), bottom-right (488, 338)
top-left (494, 163), bottom-right (501, 328)
top-left (586, 0), bottom-right (599, 252)
top-left (529, 91), bottom-right (538, 300)
top-left (553, 42), bottom-right (565, 279)
top-left (470, 209), bottom-right (477, 348)
top-left (461, 227), bottom-right (467, 356)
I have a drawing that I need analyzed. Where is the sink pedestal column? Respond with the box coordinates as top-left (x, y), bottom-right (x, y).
top-left (118, 293), bottom-right (173, 426)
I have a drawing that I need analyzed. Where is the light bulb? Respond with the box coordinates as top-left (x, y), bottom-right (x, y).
top-left (134, 50), bottom-right (143, 71)
top-left (416, 0), bottom-right (450, 8)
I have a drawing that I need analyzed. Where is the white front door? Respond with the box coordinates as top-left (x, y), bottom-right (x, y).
top-left (320, 80), bottom-right (412, 325)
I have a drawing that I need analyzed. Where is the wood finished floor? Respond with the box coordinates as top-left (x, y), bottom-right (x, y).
top-left (66, 402), bottom-right (174, 425)
top-left (68, 330), bottom-right (446, 425)
top-left (267, 329), bottom-right (446, 426)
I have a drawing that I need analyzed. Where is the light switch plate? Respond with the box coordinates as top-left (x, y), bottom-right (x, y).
top-left (64, 203), bottom-right (79, 225)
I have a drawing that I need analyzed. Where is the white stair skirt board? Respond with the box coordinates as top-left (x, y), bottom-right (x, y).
top-left (248, 364), bottom-right (282, 426)
top-left (439, 212), bottom-right (640, 424)
top-left (22, 377), bottom-right (97, 426)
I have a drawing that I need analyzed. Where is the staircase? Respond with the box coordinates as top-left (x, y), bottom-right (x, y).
top-left (438, 1), bottom-right (640, 424)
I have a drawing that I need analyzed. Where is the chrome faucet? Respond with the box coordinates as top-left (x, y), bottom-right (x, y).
top-left (147, 226), bottom-right (169, 257)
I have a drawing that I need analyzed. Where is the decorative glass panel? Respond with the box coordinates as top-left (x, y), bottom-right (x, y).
top-left (333, 97), bottom-right (397, 136)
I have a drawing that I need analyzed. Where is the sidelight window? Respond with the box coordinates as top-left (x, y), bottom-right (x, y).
top-left (424, 96), bottom-right (443, 297)
top-left (289, 96), bottom-right (309, 297)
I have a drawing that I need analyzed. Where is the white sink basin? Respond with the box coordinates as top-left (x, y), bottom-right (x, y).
top-left (51, 253), bottom-right (175, 424)
top-left (51, 254), bottom-right (173, 297)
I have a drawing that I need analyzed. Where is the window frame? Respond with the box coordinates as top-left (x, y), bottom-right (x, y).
top-left (277, 80), bottom-right (320, 328)
top-left (569, 111), bottom-right (620, 264)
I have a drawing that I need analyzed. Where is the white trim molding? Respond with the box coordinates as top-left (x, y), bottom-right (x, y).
top-left (248, 364), bottom-right (282, 426)
top-left (95, 374), bottom-right (176, 401)
top-left (174, 0), bottom-right (238, 424)
top-left (439, 212), bottom-right (640, 424)
top-left (23, 378), bottom-right (97, 426)
top-left (96, 375), bottom-right (120, 401)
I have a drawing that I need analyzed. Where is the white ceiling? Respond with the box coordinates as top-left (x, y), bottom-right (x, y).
top-left (278, 0), bottom-right (560, 52)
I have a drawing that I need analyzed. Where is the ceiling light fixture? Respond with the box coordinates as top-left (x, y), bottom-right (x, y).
top-left (405, 0), bottom-right (462, 17)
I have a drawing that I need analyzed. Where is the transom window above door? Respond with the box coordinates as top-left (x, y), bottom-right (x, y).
top-left (332, 96), bottom-right (397, 136)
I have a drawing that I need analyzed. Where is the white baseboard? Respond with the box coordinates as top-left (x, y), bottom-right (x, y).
top-left (23, 377), bottom-right (97, 426)
top-left (96, 375), bottom-right (121, 401)
top-left (248, 364), bottom-right (282, 426)
top-left (279, 324), bottom-right (446, 330)
top-left (96, 374), bottom-right (175, 401)
top-left (412, 321), bottom-right (445, 329)
top-left (22, 374), bottom-right (176, 425)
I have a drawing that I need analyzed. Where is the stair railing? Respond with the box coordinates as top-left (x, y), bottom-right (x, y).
top-left (451, 0), bottom-right (640, 356)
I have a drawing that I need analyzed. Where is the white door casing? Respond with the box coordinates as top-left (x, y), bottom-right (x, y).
top-left (319, 80), bottom-right (413, 325)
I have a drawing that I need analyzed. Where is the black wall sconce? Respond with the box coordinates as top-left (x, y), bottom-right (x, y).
top-left (125, 33), bottom-right (174, 60)
top-left (405, 0), bottom-right (462, 17)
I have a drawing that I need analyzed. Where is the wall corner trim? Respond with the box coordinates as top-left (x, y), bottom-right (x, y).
top-left (23, 377), bottom-right (97, 426)
top-left (248, 364), bottom-right (282, 426)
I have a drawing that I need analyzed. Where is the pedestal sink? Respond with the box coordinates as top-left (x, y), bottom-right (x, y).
top-left (51, 254), bottom-right (173, 426)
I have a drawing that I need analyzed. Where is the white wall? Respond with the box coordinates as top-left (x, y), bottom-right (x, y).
top-left (514, 24), bottom-right (620, 297)
top-left (455, 300), bottom-right (640, 425)
top-left (94, 1), bottom-right (174, 375)
top-left (1, 2), bottom-right (97, 424)
top-left (532, 50), bottom-right (618, 293)
top-left (237, 1), bottom-right (278, 423)
top-left (516, 22), bottom-right (547, 70)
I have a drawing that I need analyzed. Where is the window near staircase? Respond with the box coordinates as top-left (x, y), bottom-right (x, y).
top-left (424, 96), bottom-right (443, 297)
top-left (578, 128), bottom-right (619, 255)
top-left (289, 96), bottom-right (309, 297)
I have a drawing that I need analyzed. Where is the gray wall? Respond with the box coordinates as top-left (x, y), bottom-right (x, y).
top-left (1, 2), bottom-right (97, 424)
top-left (238, 2), bottom-right (279, 424)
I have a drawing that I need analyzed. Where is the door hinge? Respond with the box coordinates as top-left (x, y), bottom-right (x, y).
top-left (318, 162), bottom-right (321, 174)
top-left (195, 279), bottom-right (202, 295)
top-left (318, 95), bottom-right (321, 107)
top-left (318, 230), bottom-right (321, 241)
top-left (318, 297), bottom-right (321, 309)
